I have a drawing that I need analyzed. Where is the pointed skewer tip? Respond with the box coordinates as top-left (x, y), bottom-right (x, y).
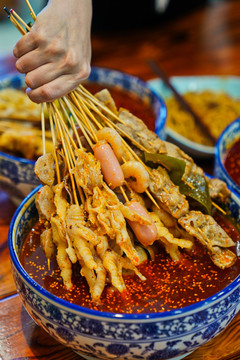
top-left (3, 6), bottom-right (10, 15)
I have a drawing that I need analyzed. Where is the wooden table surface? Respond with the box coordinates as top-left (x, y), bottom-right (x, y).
top-left (1, 0), bottom-right (240, 359)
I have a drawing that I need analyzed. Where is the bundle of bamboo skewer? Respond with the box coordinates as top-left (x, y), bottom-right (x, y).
top-left (39, 84), bottom-right (160, 207)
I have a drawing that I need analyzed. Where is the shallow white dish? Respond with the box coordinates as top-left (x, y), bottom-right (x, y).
top-left (148, 75), bottom-right (240, 159)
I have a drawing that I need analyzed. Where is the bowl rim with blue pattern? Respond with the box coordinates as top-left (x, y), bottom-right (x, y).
top-left (215, 117), bottom-right (240, 195)
top-left (148, 75), bottom-right (240, 159)
top-left (9, 184), bottom-right (240, 320)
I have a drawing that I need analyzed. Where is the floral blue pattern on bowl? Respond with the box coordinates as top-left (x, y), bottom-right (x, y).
top-left (214, 117), bottom-right (240, 195)
top-left (148, 76), bottom-right (240, 159)
top-left (8, 186), bottom-right (240, 360)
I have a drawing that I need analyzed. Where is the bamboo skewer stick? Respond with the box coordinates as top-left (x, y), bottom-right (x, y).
top-left (62, 96), bottom-right (94, 149)
top-left (10, 8), bottom-right (31, 31)
top-left (72, 90), bottom-right (101, 126)
top-left (58, 99), bottom-right (83, 150)
top-left (50, 103), bottom-right (85, 205)
top-left (24, 0), bottom-right (37, 20)
top-left (58, 99), bottom-right (84, 149)
top-left (48, 104), bottom-right (61, 184)
top-left (66, 94), bottom-right (131, 203)
top-left (211, 201), bottom-right (226, 215)
top-left (120, 186), bottom-right (129, 202)
top-left (77, 86), bottom-right (124, 123)
top-left (69, 92), bottom-right (160, 208)
top-left (69, 92), bottom-right (98, 143)
top-left (59, 101), bottom-right (83, 150)
top-left (54, 116), bottom-right (75, 171)
top-left (76, 89), bottom-right (151, 153)
top-left (8, 14), bottom-right (26, 35)
top-left (52, 103), bottom-right (77, 151)
top-left (3, 7), bottom-right (26, 35)
top-left (50, 104), bottom-right (79, 206)
top-left (41, 104), bottom-right (46, 155)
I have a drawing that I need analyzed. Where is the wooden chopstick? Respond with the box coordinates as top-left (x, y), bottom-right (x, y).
top-left (147, 59), bottom-right (217, 144)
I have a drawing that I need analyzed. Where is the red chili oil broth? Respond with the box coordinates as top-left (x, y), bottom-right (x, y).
top-left (224, 138), bottom-right (240, 187)
top-left (84, 83), bottom-right (156, 131)
top-left (20, 211), bottom-right (240, 314)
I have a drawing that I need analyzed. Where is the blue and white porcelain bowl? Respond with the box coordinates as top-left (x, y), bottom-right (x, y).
top-left (214, 117), bottom-right (240, 195)
top-left (8, 186), bottom-right (240, 360)
top-left (0, 151), bottom-right (39, 206)
top-left (0, 68), bottom-right (166, 205)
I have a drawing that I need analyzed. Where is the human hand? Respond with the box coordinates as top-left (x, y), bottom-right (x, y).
top-left (13, 0), bottom-right (92, 103)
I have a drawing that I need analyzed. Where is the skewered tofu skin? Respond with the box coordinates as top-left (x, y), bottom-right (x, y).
top-left (149, 167), bottom-right (189, 219)
top-left (86, 184), bottom-right (141, 266)
top-left (73, 149), bottom-right (103, 195)
top-left (178, 211), bottom-right (236, 269)
top-left (51, 215), bottom-right (73, 289)
top-left (94, 89), bottom-right (118, 116)
top-left (34, 153), bottom-right (56, 186)
top-left (208, 178), bottom-right (231, 202)
top-left (40, 228), bottom-right (55, 259)
top-left (118, 109), bottom-right (167, 153)
top-left (35, 185), bottom-right (56, 221)
top-left (66, 204), bottom-right (99, 270)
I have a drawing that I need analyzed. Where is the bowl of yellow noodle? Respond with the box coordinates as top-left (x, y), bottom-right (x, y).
top-left (149, 76), bottom-right (240, 158)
